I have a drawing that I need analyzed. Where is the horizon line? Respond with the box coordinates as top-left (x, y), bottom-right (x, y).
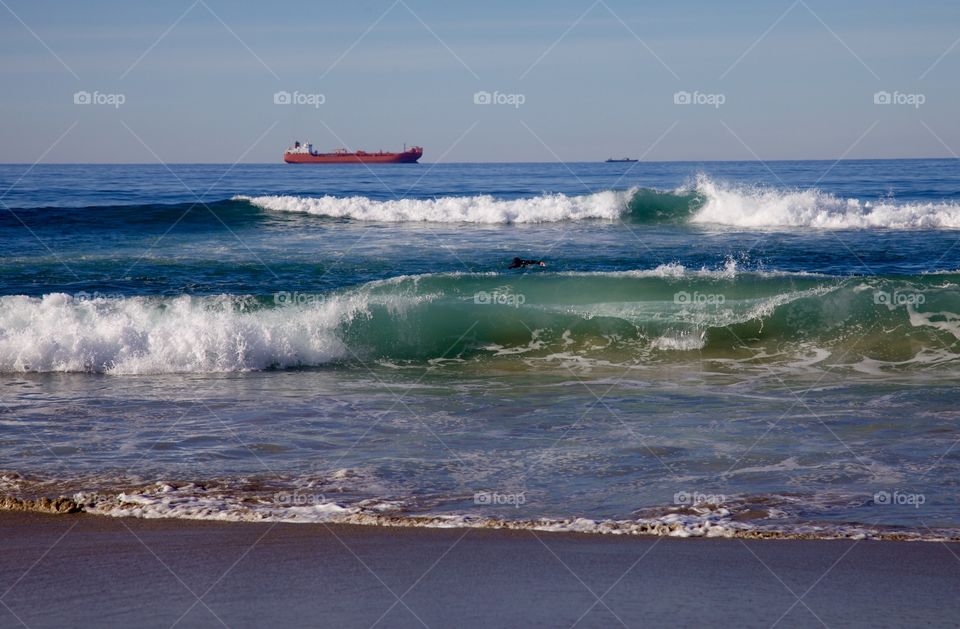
top-left (0, 156), bottom-right (955, 166)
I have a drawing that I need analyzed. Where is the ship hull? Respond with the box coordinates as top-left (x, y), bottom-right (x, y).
top-left (284, 150), bottom-right (422, 164)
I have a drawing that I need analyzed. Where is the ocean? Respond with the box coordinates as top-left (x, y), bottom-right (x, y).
top-left (2, 158), bottom-right (959, 540)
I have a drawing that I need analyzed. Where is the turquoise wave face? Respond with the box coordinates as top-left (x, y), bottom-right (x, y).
top-left (3, 271), bottom-right (957, 373)
top-left (624, 188), bottom-right (706, 223)
top-left (336, 271), bottom-right (960, 365)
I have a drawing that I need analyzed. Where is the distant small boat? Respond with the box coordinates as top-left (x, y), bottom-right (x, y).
top-left (605, 157), bottom-right (638, 163)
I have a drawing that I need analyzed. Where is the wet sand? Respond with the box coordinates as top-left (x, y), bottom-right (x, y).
top-left (1, 512), bottom-right (958, 628)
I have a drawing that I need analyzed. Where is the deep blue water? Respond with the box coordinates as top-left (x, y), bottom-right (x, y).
top-left (1, 159), bottom-right (959, 539)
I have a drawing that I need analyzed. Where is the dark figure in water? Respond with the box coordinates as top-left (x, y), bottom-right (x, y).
top-left (508, 257), bottom-right (546, 269)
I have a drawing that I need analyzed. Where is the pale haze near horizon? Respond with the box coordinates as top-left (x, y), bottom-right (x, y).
top-left (1, 0), bottom-right (958, 164)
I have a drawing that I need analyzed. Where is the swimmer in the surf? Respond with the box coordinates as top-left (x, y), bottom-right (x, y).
top-left (508, 257), bottom-right (546, 269)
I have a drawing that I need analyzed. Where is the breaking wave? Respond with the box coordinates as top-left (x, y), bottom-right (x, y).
top-left (690, 177), bottom-right (960, 229)
top-left (236, 175), bottom-right (960, 228)
top-left (235, 189), bottom-right (638, 223)
top-left (1, 268), bottom-right (959, 373)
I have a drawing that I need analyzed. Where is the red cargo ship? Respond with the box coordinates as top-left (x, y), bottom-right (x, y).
top-left (284, 142), bottom-right (423, 164)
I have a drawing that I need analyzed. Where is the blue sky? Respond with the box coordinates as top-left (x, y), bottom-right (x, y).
top-left (1, 0), bottom-right (958, 162)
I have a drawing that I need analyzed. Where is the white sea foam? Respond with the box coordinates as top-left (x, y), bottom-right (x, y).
top-left (74, 483), bottom-right (770, 537)
top-left (236, 189), bottom-right (635, 223)
top-left (0, 292), bottom-right (365, 374)
top-left (75, 484), bottom-right (944, 541)
top-left (1, 476), bottom-right (952, 541)
top-left (689, 175), bottom-right (960, 229)
top-left (651, 331), bottom-right (707, 351)
top-left (561, 259), bottom-right (751, 279)
top-left (908, 307), bottom-right (960, 340)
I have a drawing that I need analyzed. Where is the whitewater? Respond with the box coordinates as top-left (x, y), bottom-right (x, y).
top-left (236, 175), bottom-right (960, 228)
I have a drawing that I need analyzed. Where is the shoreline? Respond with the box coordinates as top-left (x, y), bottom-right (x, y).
top-left (2, 511), bottom-right (959, 628)
top-left (2, 492), bottom-right (957, 543)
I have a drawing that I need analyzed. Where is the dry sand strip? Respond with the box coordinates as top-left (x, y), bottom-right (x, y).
top-left (1, 511), bottom-right (959, 628)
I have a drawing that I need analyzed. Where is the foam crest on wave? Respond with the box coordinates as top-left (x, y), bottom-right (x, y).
top-left (235, 189), bottom-right (636, 223)
top-left (0, 293), bottom-right (360, 374)
top-left (690, 175), bottom-right (960, 229)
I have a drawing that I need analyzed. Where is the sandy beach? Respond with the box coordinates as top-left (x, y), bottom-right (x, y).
top-left (0, 512), bottom-right (957, 628)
